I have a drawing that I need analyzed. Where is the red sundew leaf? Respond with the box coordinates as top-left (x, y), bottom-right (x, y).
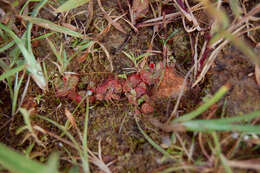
top-left (67, 91), bottom-right (82, 103)
top-left (107, 79), bottom-right (122, 93)
top-left (96, 83), bottom-right (108, 95)
top-left (89, 95), bottom-right (96, 103)
top-left (149, 63), bottom-right (155, 70)
top-left (111, 93), bottom-right (121, 100)
top-left (96, 94), bottom-right (104, 101)
top-left (141, 102), bottom-right (154, 114)
top-left (128, 73), bottom-right (142, 88)
top-left (135, 82), bottom-right (147, 98)
top-left (135, 108), bottom-right (141, 115)
top-left (140, 69), bottom-right (153, 85)
top-left (123, 81), bottom-right (131, 92)
top-left (55, 74), bottom-right (79, 97)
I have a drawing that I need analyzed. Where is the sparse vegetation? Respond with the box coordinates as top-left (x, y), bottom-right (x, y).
top-left (0, 0), bottom-right (260, 172)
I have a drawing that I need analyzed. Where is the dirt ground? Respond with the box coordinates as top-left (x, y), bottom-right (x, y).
top-left (0, 0), bottom-right (260, 172)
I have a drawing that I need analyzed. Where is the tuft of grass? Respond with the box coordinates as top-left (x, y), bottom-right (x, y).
top-left (0, 64), bottom-right (25, 81)
top-left (56, 0), bottom-right (90, 13)
top-left (22, 16), bottom-right (84, 39)
top-left (173, 84), bottom-right (230, 123)
top-left (0, 23), bottom-right (47, 90)
top-left (0, 143), bottom-right (59, 173)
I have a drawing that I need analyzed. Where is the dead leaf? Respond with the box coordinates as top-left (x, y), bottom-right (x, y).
top-left (152, 67), bottom-right (186, 99)
top-left (65, 108), bottom-right (77, 129)
top-left (255, 43), bottom-right (260, 87)
top-left (255, 65), bottom-right (260, 87)
top-left (97, 0), bottom-right (126, 34)
top-left (132, 0), bottom-right (149, 22)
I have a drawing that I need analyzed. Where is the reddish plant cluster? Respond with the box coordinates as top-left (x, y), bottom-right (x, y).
top-left (91, 64), bottom-right (160, 114)
top-left (55, 62), bottom-right (186, 114)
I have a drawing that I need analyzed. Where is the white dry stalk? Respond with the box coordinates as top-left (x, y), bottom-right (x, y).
top-left (193, 33), bottom-right (199, 79)
top-left (168, 65), bottom-right (194, 122)
top-left (87, 139), bottom-right (112, 173)
top-left (192, 3), bottom-right (260, 87)
top-left (173, 0), bottom-right (202, 32)
top-left (197, 39), bottom-right (208, 75)
top-left (142, 2), bottom-right (203, 24)
top-left (15, 75), bottom-right (31, 115)
top-left (192, 39), bottom-right (229, 87)
top-left (176, 133), bottom-right (194, 162)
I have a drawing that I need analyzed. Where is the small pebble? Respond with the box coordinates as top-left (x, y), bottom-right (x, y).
top-left (160, 136), bottom-right (171, 149)
top-left (231, 132), bottom-right (239, 139)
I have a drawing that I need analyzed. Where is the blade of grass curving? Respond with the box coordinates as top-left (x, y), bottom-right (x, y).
top-left (36, 114), bottom-right (82, 152)
top-left (0, 23), bottom-right (47, 90)
top-left (37, 114), bottom-right (89, 172)
top-left (173, 84), bottom-right (230, 123)
top-left (161, 165), bottom-right (196, 173)
top-left (194, 110), bottom-right (260, 124)
top-left (56, 0), bottom-right (90, 13)
top-left (22, 16), bottom-right (84, 38)
top-left (210, 30), bottom-right (260, 66)
top-left (163, 29), bottom-right (179, 45)
top-left (20, 108), bottom-right (34, 133)
top-left (82, 97), bottom-right (90, 173)
top-left (0, 143), bottom-right (59, 173)
top-left (32, 32), bottom-right (55, 41)
top-left (211, 132), bottom-right (232, 173)
top-left (182, 120), bottom-right (260, 133)
top-left (45, 153), bottom-right (59, 173)
top-left (19, 0), bottom-right (41, 15)
top-left (135, 116), bottom-right (172, 158)
top-left (12, 72), bottom-right (25, 115)
top-left (229, 0), bottom-right (242, 18)
top-left (46, 38), bottom-right (63, 66)
top-left (0, 41), bottom-right (15, 53)
top-left (0, 64), bottom-right (25, 81)
top-left (26, 0), bottom-right (49, 52)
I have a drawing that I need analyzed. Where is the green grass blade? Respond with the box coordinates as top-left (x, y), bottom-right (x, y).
top-left (0, 65), bottom-right (25, 81)
top-left (163, 29), bottom-right (179, 45)
top-left (22, 16), bottom-right (84, 38)
top-left (211, 132), bottom-right (233, 173)
top-left (135, 117), bottom-right (172, 158)
top-left (0, 143), bottom-right (59, 173)
top-left (19, 108), bottom-right (34, 132)
top-left (12, 73), bottom-right (25, 115)
top-left (46, 38), bottom-right (63, 65)
top-left (173, 84), bottom-right (229, 123)
top-left (26, 0), bottom-right (49, 53)
top-left (82, 97), bottom-right (90, 173)
top-left (36, 114), bottom-right (82, 152)
top-left (182, 120), bottom-right (260, 133)
top-left (0, 41), bottom-right (15, 53)
top-left (196, 111), bottom-right (260, 124)
top-left (32, 32), bottom-right (55, 41)
top-left (230, 0), bottom-right (242, 18)
top-left (56, 0), bottom-right (90, 13)
top-left (0, 23), bottom-right (47, 90)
